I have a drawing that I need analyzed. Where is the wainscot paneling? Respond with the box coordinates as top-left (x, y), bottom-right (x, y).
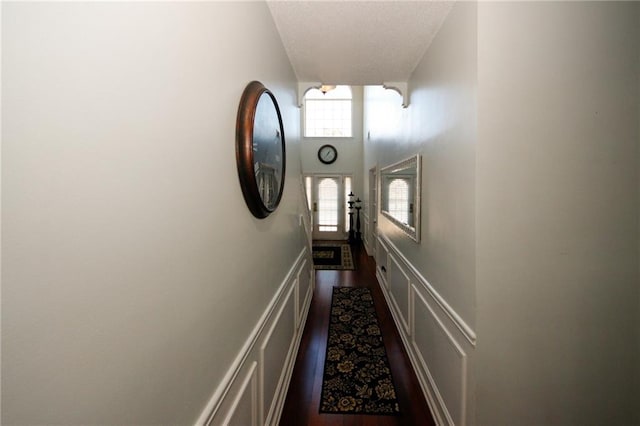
top-left (376, 238), bottom-right (389, 285)
top-left (295, 259), bottom-right (312, 330)
top-left (413, 285), bottom-right (467, 426)
top-left (221, 362), bottom-right (257, 426)
top-left (260, 283), bottom-right (296, 425)
top-left (196, 247), bottom-right (313, 426)
top-left (387, 254), bottom-right (410, 333)
top-left (375, 235), bottom-right (475, 426)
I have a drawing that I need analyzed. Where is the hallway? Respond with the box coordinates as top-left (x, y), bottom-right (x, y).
top-left (280, 243), bottom-right (435, 426)
top-left (3, 2), bottom-right (639, 424)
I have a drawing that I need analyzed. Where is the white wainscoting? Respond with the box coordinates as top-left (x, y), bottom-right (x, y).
top-left (387, 254), bottom-right (410, 334)
top-left (375, 235), bottom-right (475, 426)
top-left (196, 247), bottom-right (314, 426)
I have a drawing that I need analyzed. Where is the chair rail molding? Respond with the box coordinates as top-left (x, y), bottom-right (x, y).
top-left (378, 234), bottom-right (476, 345)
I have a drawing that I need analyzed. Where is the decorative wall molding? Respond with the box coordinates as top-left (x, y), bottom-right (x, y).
top-left (260, 284), bottom-right (296, 425)
top-left (220, 362), bottom-right (257, 426)
top-left (296, 82), bottom-right (322, 107)
top-left (299, 82), bottom-right (408, 108)
top-left (382, 81), bottom-right (409, 108)
top-left (376, 238), bottom-right (389, 282)
top-left (413, 285), bottom-right (467, 426)
top-left (196, 247), bottom-right (312, 426)
top-left (387, 254), bottom-right (411, 333)
top-left (294, 261), bottom-right (304, 328)
top-left (375, 234), bottom-right (474, 426)
top-left (378, 235), bottom-right (476, 346)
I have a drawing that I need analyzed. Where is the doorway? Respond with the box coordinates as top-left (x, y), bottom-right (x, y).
top-left (305, 175), bottom-right (352, 241)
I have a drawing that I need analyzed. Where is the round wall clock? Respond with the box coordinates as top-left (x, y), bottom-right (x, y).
top-left (236, 81), bottom-right (286, 219)
top-left (318, 144), bottom-right (338, 164)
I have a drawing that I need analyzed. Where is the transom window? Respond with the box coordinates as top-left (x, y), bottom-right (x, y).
top-left (304, 85), bottom-right (352, 138)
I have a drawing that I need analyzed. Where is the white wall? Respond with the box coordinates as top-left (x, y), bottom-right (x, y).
top-left (364, 2), bottom-right (639, 425)
top-left (2, 2), bottom-right (304, 424)
top-left (476, 2), bottom-right (639, 424)
top-left (363, 2), bottom-right (477, 423)
top-left (364, 1), bottom-right (477, 333)
top-left (300, 86), bottom-right (365, 200)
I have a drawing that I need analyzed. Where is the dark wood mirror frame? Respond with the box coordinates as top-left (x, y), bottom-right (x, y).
top-left (236, 81), bottom-right (286, 218)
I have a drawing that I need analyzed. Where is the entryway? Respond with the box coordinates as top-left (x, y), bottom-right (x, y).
top-left (305, 174), bottom-right (353, 241)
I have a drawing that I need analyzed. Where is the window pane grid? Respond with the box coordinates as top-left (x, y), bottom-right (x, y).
top-left (304, 86), bottom-right (353, 138)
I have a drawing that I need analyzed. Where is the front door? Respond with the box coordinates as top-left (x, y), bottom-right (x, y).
top-left (309, 175), bottom-right (349, 241)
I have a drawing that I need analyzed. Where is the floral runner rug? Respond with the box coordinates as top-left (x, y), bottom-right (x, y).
top-left (319, 286), bottom-right (400, 415)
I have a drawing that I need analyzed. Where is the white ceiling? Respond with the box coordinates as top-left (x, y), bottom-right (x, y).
top-left (266, 0), bottom-right (454, 86)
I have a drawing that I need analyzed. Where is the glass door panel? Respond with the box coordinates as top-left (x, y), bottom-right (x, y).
top-left (317, 178), bottom-right (338, 232)
top-left (312, 175), bottom-right (347, 240)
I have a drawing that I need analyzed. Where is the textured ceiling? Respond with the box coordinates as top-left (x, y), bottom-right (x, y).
top-left (267, 1), bottom-right (454, 85)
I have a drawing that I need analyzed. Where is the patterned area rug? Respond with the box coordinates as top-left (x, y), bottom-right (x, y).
top-left (320, 287), bottom-right (400, 415)
top-left (312, 242), bottom-right (355, 270)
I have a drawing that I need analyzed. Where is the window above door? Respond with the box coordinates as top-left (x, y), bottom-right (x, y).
top-left (304, 85), bottom-right (352, 138)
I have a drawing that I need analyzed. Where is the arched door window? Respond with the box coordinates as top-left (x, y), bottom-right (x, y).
top-left (318, 178), bottom-right (339, 231)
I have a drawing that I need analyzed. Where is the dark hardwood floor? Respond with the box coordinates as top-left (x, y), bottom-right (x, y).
top-left (280, 243), bottom-right (435, 426)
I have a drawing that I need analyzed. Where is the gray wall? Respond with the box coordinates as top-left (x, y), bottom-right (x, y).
top-left (2, 2), bottom-right (303, 424)
top-left (476, 2), bottom-right (639, 424)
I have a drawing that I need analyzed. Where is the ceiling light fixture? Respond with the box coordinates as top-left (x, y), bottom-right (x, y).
top-left (320, 84), bottom-right (336, 94)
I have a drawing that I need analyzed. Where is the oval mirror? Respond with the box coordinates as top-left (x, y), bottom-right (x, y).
top-left (236, 81), bottom-right (286, 218)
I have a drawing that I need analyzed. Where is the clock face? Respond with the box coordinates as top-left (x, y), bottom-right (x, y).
top-left (318, 144), bottom-right (338, 164)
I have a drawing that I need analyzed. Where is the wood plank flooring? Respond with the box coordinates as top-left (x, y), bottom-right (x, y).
top-left (280, 243), bottom-right (435, 426)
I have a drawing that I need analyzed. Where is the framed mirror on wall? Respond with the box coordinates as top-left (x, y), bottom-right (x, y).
top-left (380, 154), bottom-right (421, 242)
top-left (236, 81), bottom-right (286, 218)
